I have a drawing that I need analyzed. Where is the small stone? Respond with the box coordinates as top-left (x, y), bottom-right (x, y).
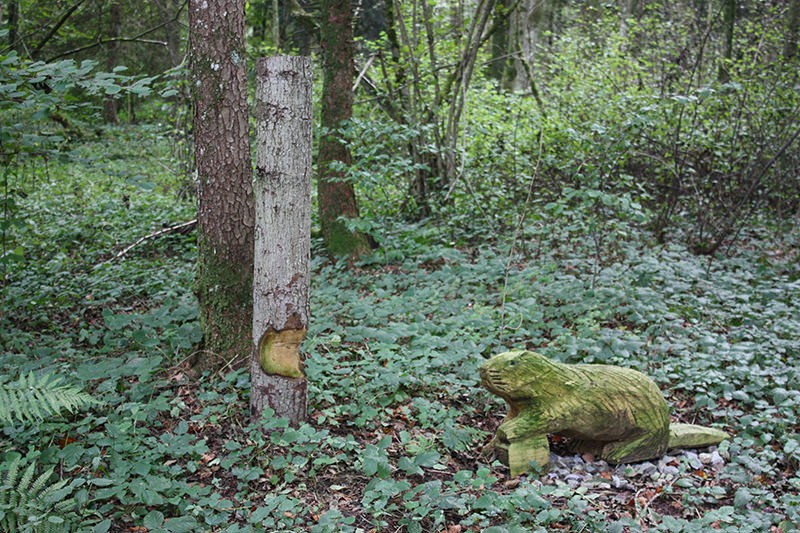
top-left (684, 451), bottom-right (703, 470)
top-left (662, 465), bottom-right (680, 477)
top-left (638, 462), bottom-right (657, 476)
top-left (659, 455), bottom-right (680, 467)
top-left (699, 452), bottom-right (713, 465)
top-left (565, 473), bottom-right (585, 487)
top-left (710, 450), bottom-right (725, 470)
top-left (553, 455), bottom-right (575, 469)
top-left (612, 475), bottom-right (632, 490)
top-left (717, 445), bottom-right (731, 461)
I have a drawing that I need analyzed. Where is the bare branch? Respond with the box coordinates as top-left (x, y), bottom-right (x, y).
top-left (46, 0), bottom-right (188, 62)
top-left (31, 0), bottom-right (88, 59)
top-left (95, 219), bottom-right (196, 268)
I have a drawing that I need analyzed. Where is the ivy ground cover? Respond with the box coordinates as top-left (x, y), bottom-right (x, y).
top-left (1, 130), bottom-right (799, 531)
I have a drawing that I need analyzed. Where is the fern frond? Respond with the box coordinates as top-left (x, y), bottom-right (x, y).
top-left (0, 372), bottom-right (97, 425)
top-left (29, 466), bottom-right (57, 498)
top-left (0, 455), bottom-right (24, 532)
top-left (0, 456), bottom-right (77, 533)
top-left (17, 461), bottom-right (37, 496)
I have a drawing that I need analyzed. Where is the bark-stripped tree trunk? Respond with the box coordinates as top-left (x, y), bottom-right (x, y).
top-left (318, 0), bottom-right (372, 258)
top-left (251, 57), bottom-right (312, 426)
top-left (189, 0), bottom-right (254, 369)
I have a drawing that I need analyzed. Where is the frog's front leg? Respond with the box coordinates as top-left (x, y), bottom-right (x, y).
top-left (495, 415), bottom-right (551, 476)
top-left (494, 434), bottom-right (549, 476)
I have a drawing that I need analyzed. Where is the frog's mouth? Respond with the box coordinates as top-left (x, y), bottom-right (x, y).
top-left (480, 366), bottom-right (511, 395)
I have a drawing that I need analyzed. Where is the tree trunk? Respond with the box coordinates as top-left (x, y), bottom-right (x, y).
top-left (103, 0), bottom-right (121, 124)
top-left (718, 0), bottom-right (735, 82)
top-left (488, 0), bottom-right (512, 84)
top-left (272, 0), bottom-right (280, 49)
top-left (189, 0), bottom-right (254, 370)
top-left (251, 56), bottom-right (312, 426)
top-left (7, 0), bottom-right (19, 52)
top-left (619, 0), bottom-right (640, 42)
top-left (508, 0), bottom-right (551, 91)
top-left (357, 0), bottom-right (387, 40)
top-left (786, 0), bottom-right (800, 60)
top-left (318, 0), bottom-right (372, 258)
top-left (163, 0), bottom-right (184, 67)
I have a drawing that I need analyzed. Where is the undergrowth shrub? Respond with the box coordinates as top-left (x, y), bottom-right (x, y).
top-left (347, 3), bottom-right (799, 255)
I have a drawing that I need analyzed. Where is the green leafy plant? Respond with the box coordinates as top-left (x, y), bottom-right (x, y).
top-left (0, 454), bottom-right (79, 532)
top-left (0, 372), bottom-right (96, 424)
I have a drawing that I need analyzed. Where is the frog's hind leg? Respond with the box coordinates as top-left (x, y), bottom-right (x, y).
top-left (600, 429), bottom-right (669, 464)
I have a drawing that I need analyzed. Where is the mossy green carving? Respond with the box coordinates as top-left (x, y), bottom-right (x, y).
top-left (481, 350), bottom-right (729, 476)
top-left (258, 329), bottom-right (306, 379)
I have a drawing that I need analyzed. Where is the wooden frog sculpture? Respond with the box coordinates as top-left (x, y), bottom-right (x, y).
top-left (481, 350), bottom-right (729, 476)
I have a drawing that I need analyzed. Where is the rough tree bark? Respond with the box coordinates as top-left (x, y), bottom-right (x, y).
top-left (251, 57), bottom-right (312, 426)
top-left (318, 0), bottom-right (372, 259)
top-left (189, 0), bottom-right (254, 369)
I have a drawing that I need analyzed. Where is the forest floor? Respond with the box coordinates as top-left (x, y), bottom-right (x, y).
top-left (2, 129), bottom-right (799, 532)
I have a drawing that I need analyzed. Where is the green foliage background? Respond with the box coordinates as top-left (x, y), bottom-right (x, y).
top-left (1, 0), bottom-right (799, 530)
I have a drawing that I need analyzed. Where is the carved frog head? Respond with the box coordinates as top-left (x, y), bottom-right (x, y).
top-left (480, 350), bottom-right (565, 402)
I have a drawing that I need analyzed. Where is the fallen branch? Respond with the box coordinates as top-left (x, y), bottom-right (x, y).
top-left (95, 219), bottom-right (196, 268)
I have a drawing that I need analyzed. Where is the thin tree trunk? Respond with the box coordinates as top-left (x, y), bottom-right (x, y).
top-left (272, 0), bottom-right (280, 50)
top-left (7, 0), bottom-right (18, 52)
top-left (163, 0), bottom-right (183, 67)
top-left (250, 56), bottom-right (313, 426)
top-left (189, 0), bottom-right (254, 370)
top-left (619, 0), bottom-right (639, 42)
top-left (786, 0), bottom-right (800, 60)
top-left (488, 0), bottom-right (511, 84)
top-left (718, 0), bottom-right (735, 82)
top-left (509, 0), bottom-right (551, 91)
top-left (318, 0), bottom-right (372, 258)
top-left (103, 0), bottom-right (121, 124)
